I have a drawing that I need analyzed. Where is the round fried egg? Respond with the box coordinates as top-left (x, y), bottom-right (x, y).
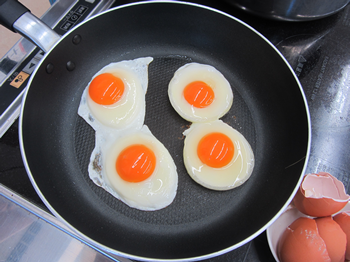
top-left (78, 57), bottom-right (153, 131)
top-left (168, 62), bottom-right (233, 122)
top-left (89, 125), bottom-right (178, 211)
top-left (183, 120), bottom-right (254, 191)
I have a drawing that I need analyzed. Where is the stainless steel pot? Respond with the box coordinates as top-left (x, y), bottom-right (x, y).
top-left (225, 0), bottom-right (350, 21)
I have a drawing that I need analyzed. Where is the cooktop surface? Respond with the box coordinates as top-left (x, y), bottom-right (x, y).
top-left (1, 0), bottom-right (350, 261)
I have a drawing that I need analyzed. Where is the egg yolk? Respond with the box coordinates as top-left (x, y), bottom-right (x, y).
top-left (116, 144), bottom-right (156, 183)
top-left (89, 73), bottom-right (124, 105)
top-left (197, 132), bottom-right (234, 168)
top-left (183, 81), bottom-right (215, 108)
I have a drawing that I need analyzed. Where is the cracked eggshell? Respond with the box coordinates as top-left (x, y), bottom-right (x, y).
top-left (293, 172), bottom-right (350, 217)
top-left (267, 201), bottom-right (350, 262)
top-left (277, 217), bottom-right (331, 262)
top-left (333, 211), bottom-right (350, 260)
top-left (315, 216), bottom-right (347, 262)
top-left (266, 202), bottom-right (350, 262)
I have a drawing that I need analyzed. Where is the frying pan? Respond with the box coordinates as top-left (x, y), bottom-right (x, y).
top-left (0, 0), bottom-right (311, 261)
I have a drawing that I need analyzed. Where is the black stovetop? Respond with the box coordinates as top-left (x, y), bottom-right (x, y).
top-left (1, 1), bottom-right (350, 261)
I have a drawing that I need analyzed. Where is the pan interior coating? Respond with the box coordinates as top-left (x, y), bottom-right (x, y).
top-left (20, 2), bottom-right (309, 260)
top-left (72, 55), bottom-right (258, 257)
top-left (75, 56), bottom-right (256, 225)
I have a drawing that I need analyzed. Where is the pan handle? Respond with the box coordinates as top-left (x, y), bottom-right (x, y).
top-left (0, 0), bottom-right (60, 53)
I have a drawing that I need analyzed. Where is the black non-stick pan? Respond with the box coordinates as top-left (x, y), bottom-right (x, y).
top-left (1, 1), bottom-right (311, 261)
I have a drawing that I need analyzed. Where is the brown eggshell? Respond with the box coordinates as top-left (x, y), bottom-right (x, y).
top-left (293, 172), bottom-right (349, 217)
top-left (277, 217), bottom-right (331, 262)
top-left (333, 211), bottom-right (350, 261)
top-left (315, 216), bottom-right (346, 262)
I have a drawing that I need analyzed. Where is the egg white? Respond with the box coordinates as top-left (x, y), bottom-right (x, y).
top-left (78, 57), bottom-right (153, 132)
top-left (168, 62), bottom-right (233, 122)
top-left (183, 120), bottom-right (254, 191)
top-left (88, 125), bottom-right (178, 211)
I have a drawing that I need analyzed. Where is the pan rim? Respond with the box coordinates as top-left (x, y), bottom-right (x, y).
top-left (18, 1), bottom-right (312, 261)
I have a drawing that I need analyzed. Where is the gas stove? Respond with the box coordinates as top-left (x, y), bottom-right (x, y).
top-left (1, 0), bottom-right (350, 261)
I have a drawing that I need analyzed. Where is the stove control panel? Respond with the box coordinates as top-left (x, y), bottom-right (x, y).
top-left (0, 0), bottom-right (115, 137)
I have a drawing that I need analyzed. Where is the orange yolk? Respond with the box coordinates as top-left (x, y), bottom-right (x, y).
top-left (183, 81), bottom-right (215, 108)
top-left (116, 144), bottom-right (156, 183)
top-left (197, 132), bottom-right (234, 168)
top-left (89, 73), bottom-right (124, 105)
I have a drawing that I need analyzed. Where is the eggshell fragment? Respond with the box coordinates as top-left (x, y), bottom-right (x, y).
top-left (333, 211), bottom-right (350, 260)
top-left (315, 216), bottom-right (346, 262)
top-left (293, 172), bottom-right (350, 217)
top-left (277, 217), bottom-right (331, 262)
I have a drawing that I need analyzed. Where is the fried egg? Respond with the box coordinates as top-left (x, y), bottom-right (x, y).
top-left (89, 126), bottom-right (178, 211)
top-left (78, 57), bottom-right (178, 210)
top-left (168, 62), bottom-right (233, 122)
top-left (183, 120), bottom-right (254, 191)
top-left (78, 57), bottom-right (153, 131)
